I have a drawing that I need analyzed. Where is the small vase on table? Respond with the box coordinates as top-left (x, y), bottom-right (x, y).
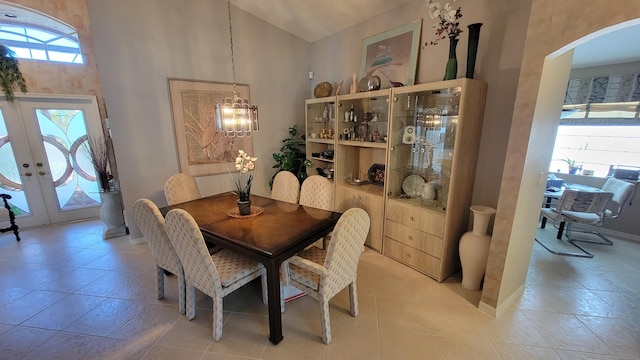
top-left (237, 199), bottom-right (251, 216)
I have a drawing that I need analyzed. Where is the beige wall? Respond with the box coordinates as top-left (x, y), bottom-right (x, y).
top-left (311, 0), bottom-right (531, 213)
top-left (483, 0), bottom-right (640, 313)
top-left (85, 0), bottom-right (311, 238)
top-left (5, 0), bottom-right (107, 121)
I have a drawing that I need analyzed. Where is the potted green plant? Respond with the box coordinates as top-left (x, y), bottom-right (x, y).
top-left (562, 158), bottom-right (581, 174)
top-left (269, 125), bottom-right (311, 188)
top-left (0, 45), bottom-right (28, 101)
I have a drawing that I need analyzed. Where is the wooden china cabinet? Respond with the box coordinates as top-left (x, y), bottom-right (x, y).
top-left (304, 78), bottom-right (486, 281)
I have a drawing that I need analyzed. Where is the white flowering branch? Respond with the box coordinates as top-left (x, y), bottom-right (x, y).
top-left (425, 0), bottom-right (463, 46)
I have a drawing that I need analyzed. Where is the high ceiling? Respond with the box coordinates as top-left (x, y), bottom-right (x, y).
top-left (230, 0), bottom-right (416, 43)
top-left (230, 0), bottom-right (640, 68)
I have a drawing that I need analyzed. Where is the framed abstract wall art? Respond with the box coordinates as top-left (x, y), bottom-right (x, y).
top-left (360, 19), bottom-right (422, 87)
top-left (168, 78), bottom-right (253, 176)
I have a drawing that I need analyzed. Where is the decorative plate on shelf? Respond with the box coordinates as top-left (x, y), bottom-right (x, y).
top-left (402, 174), bottom-right (425, 197)
top-left (314, 82), bottom-right (333, 98)
top-left (367, 164), bottom-right (385, 186)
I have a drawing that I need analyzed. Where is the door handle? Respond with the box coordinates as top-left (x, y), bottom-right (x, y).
top-left (36, 162), bottom-right (44, 167)
top-left (24, 172), bottom-right (32, 177)
top-left (38, 171), bottom-right (50, 176)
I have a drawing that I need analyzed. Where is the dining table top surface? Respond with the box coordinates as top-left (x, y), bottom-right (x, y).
top-left (159, 192), bottom-right (341, 258)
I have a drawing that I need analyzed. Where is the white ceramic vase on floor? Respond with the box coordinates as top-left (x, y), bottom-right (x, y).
top-left (459, 205), bottom-right (496, 290)
top-left (99, 191), bottom-right (127, 239)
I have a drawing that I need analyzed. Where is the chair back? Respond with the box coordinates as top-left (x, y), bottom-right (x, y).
top-left (323, 208), bottom-right (370, 294)
top-left (165, 209), bottom-right (222, 294)
top-left (557, 190), bottom-right (613, 224)
top-left (271, 171), bottom-right (300, 204)
top-left (601, 177), bottom-right (635, 218)
top-left (164, 173), bottom-right (201, 205)
top-left (132, 198), bottom-right (182, 274)
top-left (299, 175), bottom-right (334, 211)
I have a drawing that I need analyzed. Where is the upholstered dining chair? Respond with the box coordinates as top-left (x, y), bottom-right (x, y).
top-left (164, 173), bottom-right (201, 205)
top-left (132, 198), bottom-right (185, 314)
top-left (164, 208), bottom-right (268, 341)
top-left (285, 207), bottom-right (370, 344)
top-left (0, 193), bottom-right (20, 241)
top-left (537, 190), bottom-right (613, 258)
top-left (299, 175), bottom-right (334, 211)
top-left (271, 171), bottom-right (301, 204)
top-left (571, 177), bottom-right (635, 246)
top-left (299, 175), bottom-right (334, 248)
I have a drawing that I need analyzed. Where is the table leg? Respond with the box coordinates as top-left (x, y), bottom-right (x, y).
top-left (266, 262), bottom-right (283, 345)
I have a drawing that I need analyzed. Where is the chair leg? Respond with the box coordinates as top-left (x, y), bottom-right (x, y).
top-left (349, 282), bottom-right (359, 317)
top-left (568, 227), bottom-right (614, 246)
top-left (186, 285), bottom-right (196, 320)
top-left (177, 271), bottom-right (186, 315)
top-left (320, 296), bottom-right (331, 344)
top-left (212, 294), bottom-right (224, 341)
top-left (260, 272), bottom-right (268, 305)
top-left (156, 266), bottom-right (165, 300)
top-left (535, 222), bottom-right (593, 258)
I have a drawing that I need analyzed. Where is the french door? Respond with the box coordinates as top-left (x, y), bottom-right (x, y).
top-left (0, 95), bottom-right (104, 228)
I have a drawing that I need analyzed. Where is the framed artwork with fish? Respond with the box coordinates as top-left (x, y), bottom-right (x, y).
top-left (168, 78), bottom-right (254, 176)
top-left (360, 19), bottom-right (422, 88)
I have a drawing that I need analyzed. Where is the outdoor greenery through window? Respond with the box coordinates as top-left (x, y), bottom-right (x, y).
top-left (0, 23), bottom-right (83, 64)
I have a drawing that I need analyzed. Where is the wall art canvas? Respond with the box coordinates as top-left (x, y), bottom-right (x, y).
top-left (168, 78), bottom-right (253, 176)
top-left (360, 19), bottom-right (422, 87)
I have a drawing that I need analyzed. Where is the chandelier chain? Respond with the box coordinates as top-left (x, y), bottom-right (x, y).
top-left (227, 0), bottom-right (237, 96)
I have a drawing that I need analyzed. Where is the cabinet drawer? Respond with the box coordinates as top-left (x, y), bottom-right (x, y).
top-left (386, 201), bottom-right (444, 237)
top-left (383, 238), bottom-right (439, 278)
top-left (384, 220), bottom-right (442, 257)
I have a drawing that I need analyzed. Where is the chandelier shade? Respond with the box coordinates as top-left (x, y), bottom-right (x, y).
top-left (215, 0), bottom-right (259, 138)
top-left (215, 95), bottom-right (259, 137)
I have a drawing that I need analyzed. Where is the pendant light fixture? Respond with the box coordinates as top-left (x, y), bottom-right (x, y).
top-left (215, 0), bottom-right (259, 137)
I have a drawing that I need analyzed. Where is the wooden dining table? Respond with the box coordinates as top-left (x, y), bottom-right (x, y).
top-left (159, 192), bottom-right (341, 345)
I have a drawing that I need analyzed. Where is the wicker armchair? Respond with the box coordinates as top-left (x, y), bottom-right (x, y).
top-left (163, 173), bottom-right (201, 205)
top-left (132, 198), bottom-right (185, 314)
top-left (286, 208), bottom-right (370, 344)
top-left (0, 194), bottom-right (20, 241)
top-left (164, 208), bottom-right (268, 341)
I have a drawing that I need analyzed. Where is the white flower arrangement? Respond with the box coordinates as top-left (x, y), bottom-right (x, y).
top-left (231, 150), bottom-right (257, 202)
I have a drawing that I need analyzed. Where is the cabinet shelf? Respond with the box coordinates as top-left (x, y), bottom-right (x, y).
top-left (336, 182), bottom-right (384, 197)
top-left (337, 140), bottom-right (387, 149)
top-left (310, 156), bottom-right (334, 163)
top-left (307, 138), bottom-right (335, 144)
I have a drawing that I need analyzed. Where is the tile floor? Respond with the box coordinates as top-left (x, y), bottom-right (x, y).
top-left (0, 219), bottom-right (638, 359)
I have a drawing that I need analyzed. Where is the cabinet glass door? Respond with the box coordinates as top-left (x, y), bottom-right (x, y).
top-left (388, 86), bottom-right (461, 212)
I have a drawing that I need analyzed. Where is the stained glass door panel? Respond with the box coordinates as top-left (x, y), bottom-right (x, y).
top-left (0, 96), bottom-right (103, 227)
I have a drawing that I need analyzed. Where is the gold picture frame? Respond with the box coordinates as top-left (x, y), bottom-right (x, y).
top-left (360, 19), bottom-right (422, 87)
top-left (168, 78), bottom-right (254, 176)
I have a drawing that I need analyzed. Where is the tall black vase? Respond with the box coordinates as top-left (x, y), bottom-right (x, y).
top-left (466, 23), bottom-right (483, 79)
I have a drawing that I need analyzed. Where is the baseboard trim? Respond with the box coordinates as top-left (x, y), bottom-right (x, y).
top-left (129, 235), bottom-right (146, 245)
top-left (478, 283), bottom-right (525, 318)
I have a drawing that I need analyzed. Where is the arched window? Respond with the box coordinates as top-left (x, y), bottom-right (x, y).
top-left (0, 2), bottom-right (83, 64)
